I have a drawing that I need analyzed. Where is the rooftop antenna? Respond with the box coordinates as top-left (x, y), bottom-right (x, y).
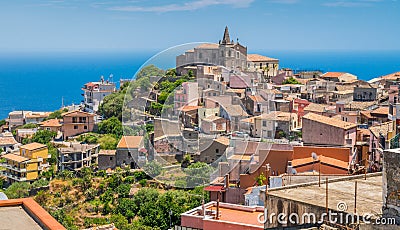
top-left (109, 74), bottom-right (114, 83)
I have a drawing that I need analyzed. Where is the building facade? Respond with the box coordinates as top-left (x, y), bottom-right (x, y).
top-left (0, 143), bottom-right (50, 183)
top-left (82, 77), bottom-right (116, 113)
top-left (176, 27), bottom-right (248, 71)
top-left (57, 143), bottom-right (100, 171)
top-left (61, 110), bottom-right (95, 140)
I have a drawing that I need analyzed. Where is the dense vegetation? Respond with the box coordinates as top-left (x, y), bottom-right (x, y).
top-left (30, 167), bottom-right (209, 230)
top-left (282, 76), bottom-right (302, 85)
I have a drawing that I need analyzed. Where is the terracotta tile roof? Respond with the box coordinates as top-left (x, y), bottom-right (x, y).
top-left (62, 110), bottom-right (95, 117)
top-left (370, 106), bottom-right (389, 116)
top-left (40, 119), bottom-right (62, 127)
top-left (303, 103), bottom-right (329, 113)
top-left (248, 95), bottom-right (264, 103)
top-left (2, 153), bottom-right (29, 163)
top-left (344, 101), bottom-right (376, 110)
top-left (25, 112), bottom-right (51, 119)
top-left (303, 112), bottom-right (357, 130)
top-left (292, 155), bottom-right (348, 169)
top-left (223, 104), bottom-right (248, 117)
top-left (20, 142), bottom-right (47, 151)
top-left (369, 121), bottom-right (393, 138)
top-left (204, 185), bottom-right (224, 192)
top-left (214, 137), bottom-right (229, 146)
top-left (381, 71), bottom-right (400, 80)
top-left (0, 136), bottom-right (18, 146)
top-left (196, 43), bottom-right (219, 49)
top-left (117, 136), bottom-right (144, 149)
top-left (360, 111), bottom-right (373, 119)
top-left (247, 54), bottom-right (278, 62)
top-left (202, 115), bottom-right (225, 122)
top-left (178, 105), bottom-right (202, 112)
top-left (322, 72), bottom-right (346, 78)
top-left (259, 111), bottom-right (296, 122)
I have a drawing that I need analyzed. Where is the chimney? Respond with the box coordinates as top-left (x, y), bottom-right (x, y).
top-left (224, 174), bottom-right (229, 188)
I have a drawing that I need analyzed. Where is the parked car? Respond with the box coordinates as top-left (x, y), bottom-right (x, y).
top-left (232, 131), bottom-right (248, 138)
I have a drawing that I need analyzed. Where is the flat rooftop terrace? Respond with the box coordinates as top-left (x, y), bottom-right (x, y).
top-left (0, 206), bottom-right (43, 230)
top-left (0, 198), bottom-right (65, 230)
top-left (268, 173), bottom-right (383, 216)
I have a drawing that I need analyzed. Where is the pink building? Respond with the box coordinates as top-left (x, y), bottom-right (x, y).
top-left (62, 110), bottom-right (95, 140)
top-left (200, 115), bottom-right (228, 134)
top-left (180, 201), bottom-right (264, 230)
top-left (302, 112), bottom-right (357, 150)
top-left (174, 82), bottom-right (199, 113)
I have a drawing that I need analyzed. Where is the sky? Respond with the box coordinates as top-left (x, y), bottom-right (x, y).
top-left (0, 0), bottom-right (399, 52)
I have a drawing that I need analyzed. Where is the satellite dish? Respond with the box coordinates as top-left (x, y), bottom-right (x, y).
top-left (311, 152), bottom-right (318, 161)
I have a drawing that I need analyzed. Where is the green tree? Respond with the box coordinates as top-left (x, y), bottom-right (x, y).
top-left (256, 173), bottom-right (267, 186)
top-left (116, 183), bottom-right (131, 198)
top-left (185, 162), bottom-right (214, 188)
top-left (0, 120), bottom-right (6, 127)
top-left (110, 213), bottom-right (129, 230)
top-left (4, 182), bottom-right (31, 199)
top-left (99, 93), bottom-right (124, 120)
top-left (23, 130), bottom-right (57, 145)
top-left (282, 76), bottom-right (302, 85)
top-left (136, 65), bottom-right (165, 80)
top-left (98, 134), bottom-right (118, 150)
top-left (143, 161), bottom-right (163, 178)
top-left (115, 198), bottom-right (136, 221)
top-left (98, 117), bottom-right (123, 137)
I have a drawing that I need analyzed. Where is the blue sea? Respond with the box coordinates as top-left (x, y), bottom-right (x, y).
top-left (0, 50), bottom-right (399, 119)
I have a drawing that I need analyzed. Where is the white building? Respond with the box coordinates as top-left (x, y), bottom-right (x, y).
top-left (82, 77), bottom-right (116, 113)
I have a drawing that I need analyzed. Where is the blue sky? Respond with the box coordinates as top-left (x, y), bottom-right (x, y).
top-left (0, 0), bottom-right (399, 52)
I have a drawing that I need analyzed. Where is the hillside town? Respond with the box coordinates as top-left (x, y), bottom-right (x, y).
top-left (1, 27), bottom-right (400, 230)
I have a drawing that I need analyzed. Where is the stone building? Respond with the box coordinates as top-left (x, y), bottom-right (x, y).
top-left (116, 136), bottom-right (146, 169)
top-left (176, 26), bottom-right (248, 71)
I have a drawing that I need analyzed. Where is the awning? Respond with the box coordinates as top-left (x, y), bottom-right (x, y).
top-left (204, 185), bottom-right (225, 192)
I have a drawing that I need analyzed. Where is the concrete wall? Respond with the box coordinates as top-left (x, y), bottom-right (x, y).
top-left (383, 149), bottom-right (400, 224)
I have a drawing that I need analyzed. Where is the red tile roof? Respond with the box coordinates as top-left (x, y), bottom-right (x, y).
top-left (40, 119), bottom-right (62, 127)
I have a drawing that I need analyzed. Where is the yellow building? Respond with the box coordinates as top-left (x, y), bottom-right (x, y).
top-left (0, 142), bottom-right (50, 183)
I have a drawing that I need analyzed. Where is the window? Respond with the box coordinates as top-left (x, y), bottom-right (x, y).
top-left (216, 149), bottom-right (219, 153)
top-left (260, 63), bottom-right (263, 68)
top-left (110, 157), bottom-right (113, 161)
top-left (84, 125), bottom-right (88, 130)
top-left (228, 50), bottom-right (231, 57)
top-left (263, 121), bottom-right (267, 127)
top-left (199, 53), bottom-right (203, 59)
top-left (74, 125), bottom-right (78, 130)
